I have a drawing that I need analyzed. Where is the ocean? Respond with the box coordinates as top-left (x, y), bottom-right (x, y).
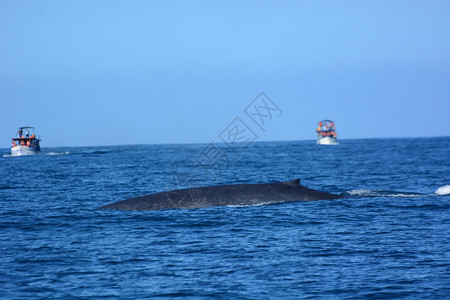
top-left (1, 137), bottom-right (450, 299)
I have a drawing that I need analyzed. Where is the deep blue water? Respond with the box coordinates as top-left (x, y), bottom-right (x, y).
top-left (1, 138), bottom-right (450, 299)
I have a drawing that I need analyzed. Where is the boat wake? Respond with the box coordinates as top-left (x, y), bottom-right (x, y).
top-left (3, 151), bottom-right (70, 157)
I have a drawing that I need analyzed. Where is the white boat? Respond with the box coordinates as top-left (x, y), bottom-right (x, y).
top-left (316, 120), bottom-right (338, 145)
top-left (317, 136), bottom-right (338, 145)
top-left (11, 127), bottom-right (41, 156)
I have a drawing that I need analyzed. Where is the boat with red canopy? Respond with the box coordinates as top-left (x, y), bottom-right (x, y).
top-left (11, 127), bottom-right (41, 156)
top-left (316, 120), bottom-right (338, 145)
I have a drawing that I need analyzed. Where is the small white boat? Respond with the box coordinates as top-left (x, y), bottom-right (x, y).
top-left (316, 120), bottom-right (338, 145)
top-left (11, 127), bottom-right (41, 156)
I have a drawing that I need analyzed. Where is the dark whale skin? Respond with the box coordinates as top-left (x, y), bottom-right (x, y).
top-left (98, 179), bottom-right (342, 211)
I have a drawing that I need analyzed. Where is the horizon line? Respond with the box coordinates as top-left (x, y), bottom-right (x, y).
top-left (2, 135), bottom-right (449, 150)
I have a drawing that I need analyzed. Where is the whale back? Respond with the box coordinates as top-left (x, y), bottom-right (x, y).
top-left (98, 179), bottom-right (341, 211)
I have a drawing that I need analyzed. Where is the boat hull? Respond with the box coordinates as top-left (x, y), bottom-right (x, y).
top-left (11, 146), bottom-right (40, 156)
top-left (317, 136), bottom-right (339, 145)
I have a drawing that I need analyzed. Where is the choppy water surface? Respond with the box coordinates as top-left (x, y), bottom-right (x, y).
top-left (1, 138), bottom-right (450, 299)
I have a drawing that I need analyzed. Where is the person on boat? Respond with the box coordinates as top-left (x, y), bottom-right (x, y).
top-left (25, 129), bottom-right (29, 138)
top-left (27, 140), bottom-right (31, 146)
top-left (11, 140), bottom-right (17, 147)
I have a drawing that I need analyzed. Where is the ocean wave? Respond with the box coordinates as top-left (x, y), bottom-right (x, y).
top-left (0, 185), bottom-right (14, 190)
top-left (90, 150), bottom-right (111, 154)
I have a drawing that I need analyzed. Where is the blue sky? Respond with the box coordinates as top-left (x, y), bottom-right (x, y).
top-left (1, 0), bottom-right (449, 147)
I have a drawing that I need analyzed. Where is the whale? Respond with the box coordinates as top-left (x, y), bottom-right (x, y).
top-left (98, 179), bottom-right (342, 211)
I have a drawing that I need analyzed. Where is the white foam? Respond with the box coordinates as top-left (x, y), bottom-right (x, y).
top-left (385, 193), bottom-right (423, 198)
top-left (45, 152), bottom-right (70, 156)
top-left (344, 190), bottom-right (378, 197)
top-left (435, 185), bottom-right (450, 195)
top-left (226, 202), bottom-right (274, 208)
top-left (343, 190), bottom-right (423, 198)
top-left (3, 152), bottom-right (70, 157)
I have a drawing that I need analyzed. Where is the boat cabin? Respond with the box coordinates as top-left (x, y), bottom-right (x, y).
top-left (11, 127), bottom-right (41, 148)
top-left (316, 120), bottom-right (337, 138)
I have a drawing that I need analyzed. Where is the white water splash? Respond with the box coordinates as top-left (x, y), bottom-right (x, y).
top-left (435, 185), bottom-right (450, 195)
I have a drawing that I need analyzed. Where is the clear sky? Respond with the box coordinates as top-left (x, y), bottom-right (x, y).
top-left (1, 0), bottom-right (449, 147)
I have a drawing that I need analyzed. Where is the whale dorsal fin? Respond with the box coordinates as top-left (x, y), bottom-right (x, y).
top-left (282, 179), bottom-right (301, 187)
